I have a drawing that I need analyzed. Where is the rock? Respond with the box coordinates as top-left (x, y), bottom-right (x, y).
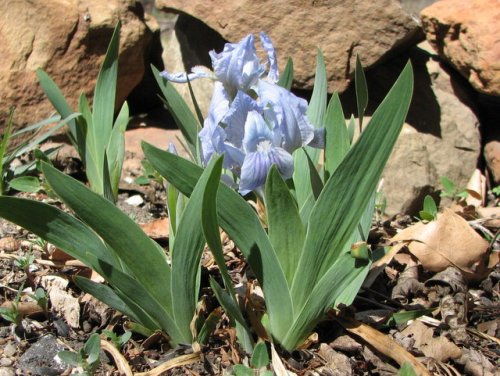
top-left (160, 13), bottom-right (220, 117)
top-left (0, 0), bottom-right (160, 133)
top-left (420, 0), bottom-right (500, 96)
top-left (156, 0), bottom-right (423, 92)
top-left (125, 194), bottom-right (144, 206)
top-left (340, 41), bottom-right (481, 216)
top-left (18, 334), bottom-right (67, 376)
top-left (0, 368), bottom-right (15, 376)
top-left (484, 141), bottom-right (500, 183)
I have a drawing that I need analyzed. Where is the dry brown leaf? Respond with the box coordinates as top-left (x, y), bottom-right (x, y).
top-left (271, 343), bottom-right (296, 376)
top-left (476, 206), bottom-right (500, 228)
top-left (336, 316), bottom-right (431, 376)
top-left (100, 339), bottom-right (133, 376)
top-left (140, 217), bottom-right (169, 240)
top-left (40, 275), bottom-right (80, 328)
top-left (392, 209), bottom-right (491, 281)
top-left (421, 336), bottom-right (462, 362)
top-left (465, 169), bottom-right (486, 207)
top-left (135, 352), bottom-right (200, 376)
top-left (401, 321), bottom-right (462, 363)
top-left (401, 320), bottom-right (434, 349)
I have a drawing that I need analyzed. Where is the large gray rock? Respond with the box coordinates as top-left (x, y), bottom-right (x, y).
top-left (341, 42), bottom-right (481, 216)
top-left (0, 0), bottom-right (160, 133)
top-left (156, 0), bottom-right (423, 92)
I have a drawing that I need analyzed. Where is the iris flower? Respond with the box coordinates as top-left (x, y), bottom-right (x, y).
top-left (160, 32), bottom-right (322, 194)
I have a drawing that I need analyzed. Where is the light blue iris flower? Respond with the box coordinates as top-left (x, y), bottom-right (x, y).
top-left (160, 32), bottom-right (323, 194)
top-left (239, 110), bottom-right (293, 194)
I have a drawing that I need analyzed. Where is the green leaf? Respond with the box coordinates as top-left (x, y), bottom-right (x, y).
top-left (290, 62), bottom-right (413, 313)
top-left (266, 166), bottom-right (305, 286)
top-left (83, 333), bottom-right (101, 364)
top-left (91, 21), bottom-right (120, 176)
top-left (0, 197), bottom-right (118, 271)
top-left (282, 254), bottom-right (370, 350)
top-left (152, 65), bottom-right (199, 159)
top-left (347, 115), bottom-right (356, 144)
top-left (355, 55), bottom-right (368, 130)
top-left (324, 93), bottom-right (349, 180)
top-left (170, 157), bottom-right (223, 342)
top-left (143, 142), bottom-right (294, 342)
top-left (41, 163), bottom-right (173, 318)
top-left (277, 58), bottom-right (294, 90)
top-left (233, 365), bottom-right (254, 376)
top-left (250, 341), bottom-right (269, 368)
top-left (399, 362), bottom-right (418, 376)
top-left (8, 176), bottom-right (41, 193)
top-left (294, 50), bottom-right (327, 209)
top-left (57, 351), bottom-right (81, 366)
top-left (210, 278), bottom-right (248, 330)
top-left (420, 195), bottom-right (437, 221)
top-left (307, 50), bottom-right (327, 129)
top-left (107, 101), bottom-right (129, 199)
top-left (304, 150), bottom-right (323, 200)
top-left (0, 107), bottom-right (14, 194)
top-left (386, 309), bottom-right (434, 327)
top-left (36, 69), bottom-right (78, 146)
top-left (440, 176), bottom-right (456, 197)
top-left (197, 307), bottom-right (223, 346)
top-left (74, 276), bottom-right (158, 330)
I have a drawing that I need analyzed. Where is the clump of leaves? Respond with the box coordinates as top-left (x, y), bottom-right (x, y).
top-left (440, 176), bottom-right (468, 202)
top-left (419, 195), bottom-right (438, 221)
top-left (37, 22), bottom-right (128, 202)
top-left (232, 341), bottom-right (273, 376)
top-left (102, 329), bottom-right (131, 350)
top-left (58, 333), bottom-right (101, 376)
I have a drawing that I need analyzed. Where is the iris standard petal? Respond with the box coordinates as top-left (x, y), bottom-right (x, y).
top-left (259, 32), bottom-right (279, 83)
top-left (258, 80), bottom-right (314, 152)
top-left (209, 34), bottom-right (265, 98)
top-left (223, 91), bottom-right (261, 148)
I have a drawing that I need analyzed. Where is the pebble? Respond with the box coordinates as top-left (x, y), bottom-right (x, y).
top-left (2, 343), bottom-right (16, 358)
top-left (0, 236), bottom-right (19, 252)
top-left (125, 194), bottom-right (144, 206)
top-left (0, 359), bottom-right (12, 367)
top-left (0, 367), bottom-right (15, 376)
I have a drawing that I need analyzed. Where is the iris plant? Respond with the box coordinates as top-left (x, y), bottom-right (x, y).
top-left (161, 33), bottom-right (322, 194)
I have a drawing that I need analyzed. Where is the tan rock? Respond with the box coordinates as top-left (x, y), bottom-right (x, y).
top-left (0, 0), bottom-right (159, 133)
top-left (484, 140), bottom-right (500, 183)
top-left (421, 0), bottom-right (500, 96)
top-left (341, 42), bottom-right (481, 216)
top-left (156, 0), bottom-right (422, 92)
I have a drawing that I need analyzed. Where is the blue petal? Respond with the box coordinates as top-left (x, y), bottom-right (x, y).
top-left (222, 91), bottom-right (261, 148)
top-left (239, 147), bottom-right (294, 194)
top-left (308, 128), bottom-right (325, 149)
top-left (199, 121), bottom-right (226, 165)
top-left (209, 34), bottom-right (265, 98)
top-left (160, 66), bottom-right (213, 83)
top-left (258, 81), bottom-right (314, 152)
top-left (259, 32), bottom-right (279, 83)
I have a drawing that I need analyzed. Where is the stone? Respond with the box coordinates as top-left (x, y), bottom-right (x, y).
top-left (420, 0), bottom-right (500, 96)
top-left (18, 334), bottom-right (67, 375)
top-left (0, 368), bottom-right (15, 376)
top-left (156, 0), bottom-right (423, 92)
top-left (0, 0), bottom-right (160, 133)
top-left (340, 42), bottom-right (481, 216)
top-left (484, 141), bottom-right (500, 183)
